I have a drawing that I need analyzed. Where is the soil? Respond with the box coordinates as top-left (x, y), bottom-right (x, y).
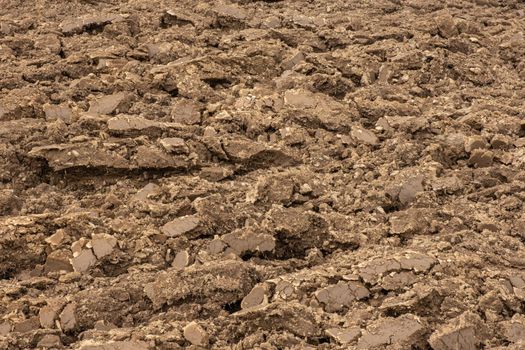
top-left (1, 0), bottom-right (525, 349)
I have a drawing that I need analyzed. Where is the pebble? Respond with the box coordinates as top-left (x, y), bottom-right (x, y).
top-left (88, 92), bottom-right (131, 115)
top-left (161, 215), bottom-right (200, 237)
top-left (70, 249), bottom-right (97, 273)
top-left (351, 127), bottom-right (379, 145)
top-left (183, 321), bottom-right (209, 347)
top-left (464, 136), bottom-right (488, 153)
top-left (325, 327), bottom-right (361, 345)
top-left (59, 303), bottom-right (77, 332)
top-left (90, 234), bottom-right (117, 259)
top-left (172, 250), bottom-right (190, 269)
top-left (159, 137), bottom-right (188, 154)
top-left (37, 334), bottom-right (62, 348)
top-left (468, 149), bottom-right (494, 168)
top-left (241, 285), bottom-right (268, 310)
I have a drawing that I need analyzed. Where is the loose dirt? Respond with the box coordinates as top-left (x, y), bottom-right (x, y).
top-left (1, 0), bottom-right (525, 349)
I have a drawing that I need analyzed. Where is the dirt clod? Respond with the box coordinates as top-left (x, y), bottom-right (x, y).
top-left (1, 0), bottom-right (524, 348)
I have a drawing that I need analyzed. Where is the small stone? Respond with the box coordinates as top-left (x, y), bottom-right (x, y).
top-left (160, 137), bottom-right (188, 154)
top-left (436, 13), bottom-right (458, 38)
top-left (12, 317), bottom-right (40, 333)
top-left (172, 250), bottom-right (190, 269)
top-left (241, 284), bottom-right (268, 310)
top-left (44, 250), bottom-right (74, 273)
top-left (71, 238), bottom-right (88, 256)
top-left (59, 303), bottom-right (77, 332)
top-left (71, 249), bottom-right (97, 273)
top-left (207, 239), bottom-right (227, 254)
top-left (468, 149), bottom-right (494, 168)
top-left (199, 166), bottom-right (234, 182)
top-left (315, 282), bottom-right (369, 312)
top-left (299, 183), bottom-right (313, 195)
top-left (183, 321), bottom-right (209, 347)
top-left (79, 340), bottom-right (150, 350)
top-left (325, 327), bottom-right (361, 345)
top-left (88, 92), bottom-right (131, 115)
top-left (39, 304), bottom-right (61, 328)
top-left (161, 215), bottom-right (200, 237)
top-left (464, 136), bottom-right (488, 153)
top-left (134, 183), bottom-right (160, 201)
top-left (284, 89), bottom-right (317, 109)
top-left (490, 134), bottom-right (512, 150)
top-left (107, 115), bottom-right (159, 133)
top-left (503, 315), bottom-right (525, 343)
top-left (221, 229), bottom-right (275, 256)
top-left (45, 229), bottom-right (66, 247)
top-left (37, 334), bottom-right (62, 348)
top-left (351, 127), bottom-right (379, 145)
top-left (398, 176), bottom-right (424, 204)
top-left (91, 234), bottom-right (118, 259)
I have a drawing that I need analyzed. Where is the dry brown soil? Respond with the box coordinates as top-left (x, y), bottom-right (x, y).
top-left (1, 0), bottom-right (525, 349)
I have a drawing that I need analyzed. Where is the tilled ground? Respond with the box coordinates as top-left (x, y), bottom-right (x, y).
top-left (1, 0), bottom-right (525, 349)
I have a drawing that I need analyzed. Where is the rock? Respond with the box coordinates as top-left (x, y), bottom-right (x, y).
top-left (183, 321), bottom-right (209, 347)
top-left (78, 341), bottom-right (151, 350)
top-left (132, 145), bottom-right (188, 169)
top-left (172, 250), bottom-right (190, 269)
top-left (107, 115), bottom-right (161, 133)
top-left (464, 136), bottom-right (488, 153)
top-left (44, 250), bottom-right (74, 273)
top-left (398, 253), bottom-right (437, 272)
top-left (436, 13), bottom-right (458, 38)
top-left (221, 229), bottom-right (275, 256)
top-left (234, 302), bottom-right (320, 338)
top-left (491, 134), bottom-right (512, 149)
top-left (37, 334), bottom-right (62, 348)
top-left (284, 89), bottom-right (317, 109)
top-left (71, 249), bottom-right (97, 273)
top-left (144, 259), bottom-right (257, 308)
top-left (325, 327), bottom-right (361, 345)
top-left (90, 234), bottom-right (117, 259)
top-left (45, 229), bottom-right (67, 247)
top-left (199, 166), bottom-right (234, 181)
top-left (381, 271), bottom-right (417, 290)
top-left (503, 314), bottom-right (525, 343)
top-left (88, 92), bottom-right (132, 115)
top-left (39, 303), bottom-right (63, 328)
top-left (398, 175), bottom-right (424, 204)
top-left (213, 3), bottom-right (248, 21)
top-left (161, 215), bottom-right (200, 237)
top-left (60, 14), bottom-right (123, 35)
top-left (171, 99), bottom-right (201, 124)
top-left (468, 149), bottom-right (494, 168)
top-left (59, 303), bottom-right (76, 332)
top-left (134, 183), bottom-right (160, 201)
top-left (351, 126), bottom-right (379, 145)
top-left (315, 282), bottom-right (369, 312)
top-left (12, 317), bottom-right (40, 333)
top-left (29, 143), bottom-right (130, 171)
top-left (389, 208), bottom-right (431, 235)
top-left (43, 104), bottom-right (74, 124)
top-left (357, 314), bottom-right (426, 349)
top-left (428, 311), bottom-right (487, 350)
top-left (159, 137), bottom-right (188, 154)
top-left (241, 284), bottom-right (269, 310)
